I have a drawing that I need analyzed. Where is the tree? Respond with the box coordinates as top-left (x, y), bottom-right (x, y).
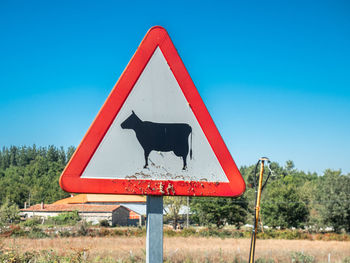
top-left (0, 145), bottom-right (74, 207)
top-left (0, 199), bottom-right (20, 225)
top-left (191, 196), bottom-right (248, 228)
top-left (164, 196), bottom-right (187, 229)
top-left (245, 160), bottom-right (317, 230)
top-left (299, 180), bottom-right (322, 229)
top-left (285, 160), bottom-right (295, 172)
top-left (66, 146), bottom-right (76, 161)
top-left (316, 169), bottom-right (350, 232)
top-left (261, 179), bottom-right (309, 229)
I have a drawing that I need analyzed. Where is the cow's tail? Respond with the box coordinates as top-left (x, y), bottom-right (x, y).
top-left (190, 128), bottom-right (193, 160)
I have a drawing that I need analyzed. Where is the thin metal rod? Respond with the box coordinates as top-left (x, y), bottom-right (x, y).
top-left (186, 196), bottom-right (189, 228)
top-left (249, 160), bottom-right (265, 263)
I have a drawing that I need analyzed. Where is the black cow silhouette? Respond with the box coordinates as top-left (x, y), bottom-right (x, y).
top-left (121, 111), bottom-right (192, 170)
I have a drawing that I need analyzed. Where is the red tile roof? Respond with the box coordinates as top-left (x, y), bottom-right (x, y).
top-left (53, 194), bottom-right (146, 204)
top-left (21, 204), bottom-right (124, 213)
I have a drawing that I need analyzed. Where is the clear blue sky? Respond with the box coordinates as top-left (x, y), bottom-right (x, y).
top-left (1, 0), bottom-right (349, 175)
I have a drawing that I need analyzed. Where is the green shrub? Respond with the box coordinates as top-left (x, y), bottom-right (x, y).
top-left (99, 219), bottom-right (110, 227)
top-left (47, 211), bottom-right (81, 225)
top-left (128, 227), bottom-right (145, 237)
top-left (9, 225), bottom-right (26, 237)
top-left (256, 258), bottom-right (274, 263)
top-left (22, 217), bottom-right (42, 227)
top-left (0, 200), bottom-right (20, 225)
top-left (98, 228), bottom-right (111, 237)
top-left (181, 227), bottom-right (197, 237)
top-left (77, 221), bottom-right (89, 236)
top-left (291, 252), bottom-right (315, 263)
top-left (164, 228), bottom-right (177, 237)
top-left (231, 230), bottom-right (244, 238)
top-left (58, 230), bottom-right (72, 237)
top-left (27, 226), bottom-right (48, 238)
top-left (0, 249), bottom-right (87, 263)
top-left (113, 228), bottom-right (125, 236)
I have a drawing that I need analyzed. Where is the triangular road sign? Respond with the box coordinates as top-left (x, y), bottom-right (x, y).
top-left (60, 26), bottom-right (245, 197)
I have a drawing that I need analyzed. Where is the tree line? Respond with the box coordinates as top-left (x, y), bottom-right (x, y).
top-left (0, 145), bottom-right (349, 232)
top-left (190, 161), bottom-right (350, 233)
top-left (0, 145), bottom-right (74, 207)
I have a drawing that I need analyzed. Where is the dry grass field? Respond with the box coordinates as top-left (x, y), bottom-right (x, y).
top-left (2, 237), bottom-right (350, 262)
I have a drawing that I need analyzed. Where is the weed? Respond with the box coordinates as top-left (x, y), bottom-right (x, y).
top-left (27, 226), bottom-right (48, 238)
top-left (255, 258), bottom-right (274, 263)
top-left (100, 219), bottom-right (110, 227)
top-left (78, 221), bottom-right (89, 236)
top-left (21, 216), bottom-right (42, 227)
top-left (46, 210), bottom-right (81, 225)
top-left (291, 252), bottom-right (315, 263)
top-left (58, 229), bottom-right (72, 237)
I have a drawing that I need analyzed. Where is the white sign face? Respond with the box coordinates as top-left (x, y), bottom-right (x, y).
top-left (81, 47), bottom-right (229, 183)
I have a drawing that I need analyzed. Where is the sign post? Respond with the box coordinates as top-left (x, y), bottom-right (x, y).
top-left (146, 196), bottom-right (163, 263)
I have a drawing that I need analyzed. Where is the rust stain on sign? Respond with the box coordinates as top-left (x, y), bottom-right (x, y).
top-left (166, 183), bottom-right (175, 195)
top-left (115, 178), bottom-right (222, 196)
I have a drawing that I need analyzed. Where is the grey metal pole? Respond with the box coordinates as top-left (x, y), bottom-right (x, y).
top-left (146, 195), bottom-right (163, 263)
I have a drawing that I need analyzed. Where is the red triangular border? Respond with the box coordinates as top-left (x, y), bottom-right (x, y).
top-left (60, 26), bottom-right (245, 197)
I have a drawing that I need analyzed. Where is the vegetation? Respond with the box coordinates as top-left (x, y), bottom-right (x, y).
top-left (187, 160), bottom-right (350, 232)
top-left (1, 224), bottom-right (350, 241)
top-left (191, 195), bottom-right (248, 228)
top-left (0, 145), bottom-right (74, 208)
top-left (0, 199), bottom-right (20, 225)
top-left (47, 211), bottom-right (81, 225)
top-left (316, 169), bottom-right (350, 232)
top-left (0, 145), bottom-right (350, 233)
top-left (164, 196), bottom-right (187, 229)
top-left (1, 236), bottom-right (350, 262)
top-left (241, 160), bottom-right (350, 232)
top-left (0, 249), bottom-right (318, 263)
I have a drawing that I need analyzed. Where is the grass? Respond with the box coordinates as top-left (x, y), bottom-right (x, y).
top-left (1, 236), bottom-right (350, 262)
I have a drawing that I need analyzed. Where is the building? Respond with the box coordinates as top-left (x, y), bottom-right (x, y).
top-left (54, 194), bottom-right (147, 225)
top-left (21, 194), bottom-right (147, 226)
top-left (21, 203), bottom-right (131, 226)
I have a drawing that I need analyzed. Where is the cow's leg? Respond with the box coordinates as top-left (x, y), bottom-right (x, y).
top-left (174, 145), bottom-right (188, 170)
top-left (144, 150), bottom-right (150, 168)
top-left (182, 155), bottom-right (187, 170)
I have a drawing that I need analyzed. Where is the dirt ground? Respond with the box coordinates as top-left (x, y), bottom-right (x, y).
top-left (3, 237), bottom-right (350, 262)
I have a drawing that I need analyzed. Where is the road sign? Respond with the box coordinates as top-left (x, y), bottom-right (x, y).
top-left (59, 26), bottom-right (245, 197)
